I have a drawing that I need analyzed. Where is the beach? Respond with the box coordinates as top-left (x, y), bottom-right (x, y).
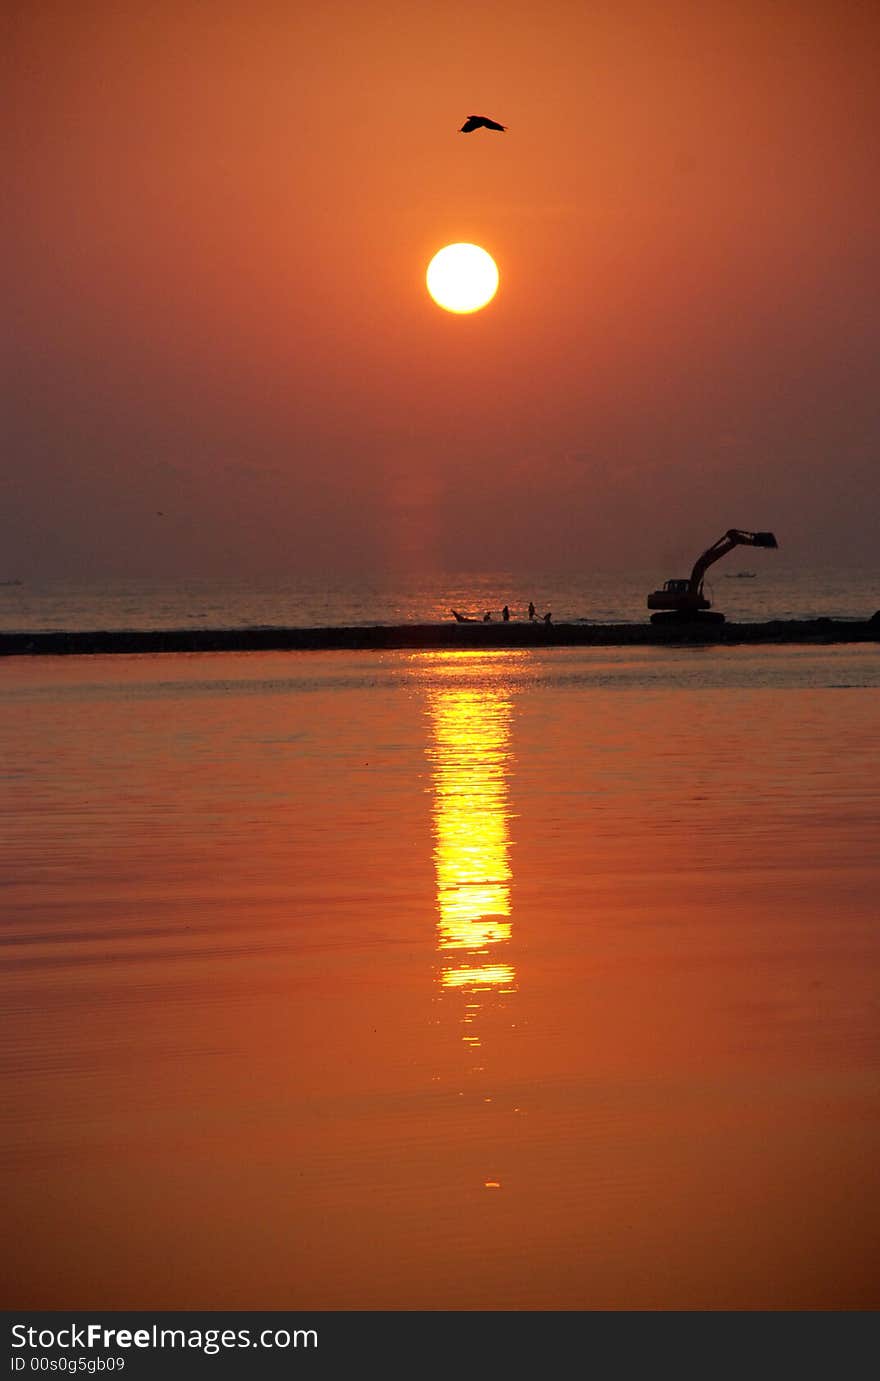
top-left (2, 643), bottom-right (879, 1309)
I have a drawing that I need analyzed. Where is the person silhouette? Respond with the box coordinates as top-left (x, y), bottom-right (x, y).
top-left (543, 610), bottom-right (552, 624)
top-left (483, 610), bottom-right (492, 622)
top-left (528, 601), bottom-right (536, 621)
top-left (502, 605), bottom-right (510, 622)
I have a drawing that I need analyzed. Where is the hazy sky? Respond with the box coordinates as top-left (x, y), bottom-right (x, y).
top-left (4, 0), bottom-right (880, 579)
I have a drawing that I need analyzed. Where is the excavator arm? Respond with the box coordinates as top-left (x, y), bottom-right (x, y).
top-left (689, 529), bottom-right (778, 596)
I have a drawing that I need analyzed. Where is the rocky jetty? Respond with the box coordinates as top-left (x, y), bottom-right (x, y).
top-left (1, 618), bottom-right (878, 656)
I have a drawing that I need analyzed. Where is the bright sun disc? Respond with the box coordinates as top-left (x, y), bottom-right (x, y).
top-left (426, 243), bottom-right (499, 314)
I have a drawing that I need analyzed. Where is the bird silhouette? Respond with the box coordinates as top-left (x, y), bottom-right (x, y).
top-left (459, 115), bottom-right (507, 133)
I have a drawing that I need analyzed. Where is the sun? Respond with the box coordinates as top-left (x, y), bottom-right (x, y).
top-left (426, 243), bottom-right (499, 314)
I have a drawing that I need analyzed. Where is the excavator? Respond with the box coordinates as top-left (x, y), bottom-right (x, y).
top-left (647, 529), bottom-right (778, 624)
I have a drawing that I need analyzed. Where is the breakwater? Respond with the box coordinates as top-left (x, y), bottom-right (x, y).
top-left (1, 617), bottom-right (878, 656)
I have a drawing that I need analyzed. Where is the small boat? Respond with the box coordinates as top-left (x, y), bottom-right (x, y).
top-left (724, 571), bottom-right (756, 578)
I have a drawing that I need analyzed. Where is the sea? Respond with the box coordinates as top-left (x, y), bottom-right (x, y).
top-left (0, 564), bottom-right (878, 632)
top-left (2, 571), bottom-right (879, 1310)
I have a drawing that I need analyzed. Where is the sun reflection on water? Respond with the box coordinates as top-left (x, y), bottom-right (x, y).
top-left (425, 671), bottom-right (517, 1016)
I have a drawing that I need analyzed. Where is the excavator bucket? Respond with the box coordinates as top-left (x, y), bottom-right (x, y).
top-left (754, 532), bottom-right (778, 548)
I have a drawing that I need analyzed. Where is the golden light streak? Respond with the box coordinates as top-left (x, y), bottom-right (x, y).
top-left (441, 963), bottom-right (516, 989)
top-left (426, 686), bottom-right (515, 992)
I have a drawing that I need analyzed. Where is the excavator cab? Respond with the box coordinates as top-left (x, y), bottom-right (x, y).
top-left (647, 579), bottom-right (711, 613)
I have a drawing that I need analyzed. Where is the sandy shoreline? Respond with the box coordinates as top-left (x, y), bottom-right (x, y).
top-left (1, 616), bottom-right (878, 655)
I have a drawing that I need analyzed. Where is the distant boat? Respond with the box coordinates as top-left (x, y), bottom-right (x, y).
top-left (0, 579), bottom-right (22, 586)
top-left (724, 571), bottom-right (756, 579)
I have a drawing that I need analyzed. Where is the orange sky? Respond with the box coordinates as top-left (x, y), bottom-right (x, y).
top-left (4, 0), bottom-right (879, 578)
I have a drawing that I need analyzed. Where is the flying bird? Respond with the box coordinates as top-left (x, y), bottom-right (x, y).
top-left (459, 115), bottom-right (507, 134)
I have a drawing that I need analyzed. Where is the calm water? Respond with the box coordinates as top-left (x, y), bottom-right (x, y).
top-left (2, 643), bottom-right (879, 1308)
top-left (1, 566), bottom-right (878, 631)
